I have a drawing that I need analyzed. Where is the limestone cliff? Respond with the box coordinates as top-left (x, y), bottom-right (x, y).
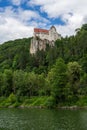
top-left (30, 37), bottom-right (54, 54)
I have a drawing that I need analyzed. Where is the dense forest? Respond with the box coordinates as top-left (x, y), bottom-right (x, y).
top-left (0, 24), bottom-right (87, 108)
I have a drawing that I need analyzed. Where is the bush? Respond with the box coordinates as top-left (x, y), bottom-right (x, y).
top-left (45, 96), bottom-right (56, 108)
top-left (22, 96), bottom-right (48, 107)
top-left (76, 96), bottom-right (87, 106)
top-left (12, 101), bottom-right (21, 107)
top-left (7, 93), bottom-right (17, 104)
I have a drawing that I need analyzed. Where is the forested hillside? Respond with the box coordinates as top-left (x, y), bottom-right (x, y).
top-left (0, 24), bottom-right (87, 108)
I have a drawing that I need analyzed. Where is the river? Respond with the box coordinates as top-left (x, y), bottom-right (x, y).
top-left (0, 108), bottom-right (87, 130)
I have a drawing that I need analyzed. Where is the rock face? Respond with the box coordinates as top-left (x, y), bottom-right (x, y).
top-left (30, 26), bottom-right (61, 54)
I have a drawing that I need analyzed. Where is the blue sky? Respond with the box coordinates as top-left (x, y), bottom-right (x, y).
top-left (0, 0), bottom-right (87, 43)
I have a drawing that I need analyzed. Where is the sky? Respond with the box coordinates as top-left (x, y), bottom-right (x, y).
top-left (0, 0), bottom-right (87, 44)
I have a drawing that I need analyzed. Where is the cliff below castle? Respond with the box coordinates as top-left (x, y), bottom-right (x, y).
top-left (30, 37), bottom-right (55, 54)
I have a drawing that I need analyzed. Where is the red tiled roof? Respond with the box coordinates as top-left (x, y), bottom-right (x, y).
top-left (34, 28), bottom-right (49, 34)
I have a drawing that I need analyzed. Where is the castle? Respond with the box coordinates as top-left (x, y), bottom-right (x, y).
top-left (30, 26), bottom-right (61, 54)
top-left (34, 26), bottom-right (61, 41)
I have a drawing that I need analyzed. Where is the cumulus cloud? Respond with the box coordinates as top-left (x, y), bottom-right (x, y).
top-left (0, 6), bottom-right (50, 43)
top-left (10, 0), bottom-right (27, 6)
top-left (11, 0), bottom-right (21, 6)
top-left (0, 17), bottom-right (34, 43)
top-left (0, 0), bottom-right (87, 43)
top-left (0, 7), bottom-right (33, 43)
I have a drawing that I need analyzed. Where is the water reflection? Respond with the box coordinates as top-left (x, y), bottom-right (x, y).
top-left (0, 108), bottom-right (87, 130)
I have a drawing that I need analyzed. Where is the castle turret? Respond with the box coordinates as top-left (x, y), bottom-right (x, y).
top-left (49, 26), bottom-right (61, 41)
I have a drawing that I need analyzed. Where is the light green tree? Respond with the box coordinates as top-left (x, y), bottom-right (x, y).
top-left (47, 58), bottom-right (67, 103)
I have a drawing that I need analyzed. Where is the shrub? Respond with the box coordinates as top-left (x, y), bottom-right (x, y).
top-left (7, 93), bottom-right (17, 104)
top-left (45, 96), bottom-right (56, 108)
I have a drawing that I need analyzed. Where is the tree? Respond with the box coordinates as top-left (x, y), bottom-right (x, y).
top-left (3, 69), bottom-right (13, 96)
top-left (81, 24), bottom-right (87, 31)
top-left (47, 58), bottom-right (67, 104)
top-left (67, 62), bottom-right (81, 96)
top-left (0, 72), bottom-right (4, 96)
top-left (13, 70), bottom-right (28, 96)
top-left (79, 73), bottom-right (87, 95)
top-left (79, 54), bottom-right (87, 73)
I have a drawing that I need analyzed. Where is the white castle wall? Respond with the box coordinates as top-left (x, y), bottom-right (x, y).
top-left (34, 32), bottom-right (49, 40)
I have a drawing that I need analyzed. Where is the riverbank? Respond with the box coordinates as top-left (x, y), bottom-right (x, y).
top-left (0, 94), bottom-right (87, 109)
top-left (2, 105), bottom-right (87, 110)
top-left (0, 94), bottom-right (49, 108)
top-left (11, 104), bottom-right (87, 110)
top-left (57, 106), bottom-right (87, 110)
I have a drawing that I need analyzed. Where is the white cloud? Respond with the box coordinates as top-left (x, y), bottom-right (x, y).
top-left (0, 6), bottom-right (50, 43)
top-left (0, 17), bottom-right (34, 44)
top-left (10, 0), bottom-right (27, 6)
top-left (29, 0), bottom-right (87, 36)
top-left (29, 0), bottom-right (74, 17)
top-left (11, 0), bottom-right (21, 6)
top-left (0, 0), bottom-right (87, 43)
top-left (0, 7), bottom-right (34, 43)
top-left (56, 13), bottom-right (84, 37)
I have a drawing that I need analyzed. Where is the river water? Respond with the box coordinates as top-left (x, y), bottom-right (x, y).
top-left (0, 108), bottom-right (87, 130)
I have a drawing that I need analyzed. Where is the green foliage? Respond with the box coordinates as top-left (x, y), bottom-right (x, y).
top-left (79, 73), bottom-right (87, 95)
top-left (67, 62), bottom-right (81, 98)
top-left (67, 62), bottom-right (81, 84)
top-left (20, 96), bottom-right (48, 107)
top-left (47, 58), bottom-right (67, 103)
top-left (45, 96), bottom-right (56, 108)
top-left (81, 24), bottom-right (87, 31)
top-left (76, 96), bottom-right (87, 106)
top-left (0, 24), bottom-right (87, 107)
top-left (7, 93), bottom-right (17, 103)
